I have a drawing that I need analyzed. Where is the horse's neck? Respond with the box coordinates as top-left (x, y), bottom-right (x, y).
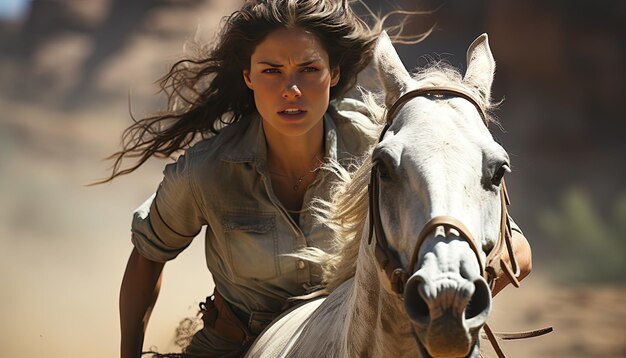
top-left (340, 236), bottom-right (419, 357)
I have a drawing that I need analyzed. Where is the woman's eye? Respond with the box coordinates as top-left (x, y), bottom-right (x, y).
top-left (302, 67), bottom-right (319, 72)
top-left (262, 68), bottom-right (280, 74)
top-left (491, 163), bottom-right (510, 187)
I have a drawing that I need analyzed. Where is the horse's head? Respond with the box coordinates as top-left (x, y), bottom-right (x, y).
top-left (370, 32), bottom-right (508, 357)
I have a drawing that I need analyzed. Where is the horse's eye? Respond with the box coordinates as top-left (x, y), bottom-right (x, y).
top-left (491, 163), bottom-right (510, 186)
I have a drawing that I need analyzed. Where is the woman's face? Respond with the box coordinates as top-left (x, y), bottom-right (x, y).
top-left (243, 27), bottom-right (340, 138)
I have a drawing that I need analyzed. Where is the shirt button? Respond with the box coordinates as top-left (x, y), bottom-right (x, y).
top-left (297, 260), bottom-right (306, 270)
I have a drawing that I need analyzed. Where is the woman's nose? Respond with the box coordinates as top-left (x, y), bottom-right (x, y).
top-left (282, 84), bottom-right (302, 99)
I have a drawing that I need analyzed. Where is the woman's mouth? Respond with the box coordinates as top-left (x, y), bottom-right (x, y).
top-left (280, 108), bottom-right (306, 114)
top-left (278, 108), bottom-right (307, 120)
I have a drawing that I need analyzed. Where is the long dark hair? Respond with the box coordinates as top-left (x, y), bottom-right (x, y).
top-left (99, 0), bottom-right (425, 183)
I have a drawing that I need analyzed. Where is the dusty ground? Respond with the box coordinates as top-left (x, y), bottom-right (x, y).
top-left (488, 276), bottom-right (626, 357)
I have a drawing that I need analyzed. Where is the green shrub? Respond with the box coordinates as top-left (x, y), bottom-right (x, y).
top-left (537, 188), bottom-right (626, 283)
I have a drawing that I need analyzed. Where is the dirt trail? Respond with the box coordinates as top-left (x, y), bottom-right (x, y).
top-left (487, 275), bottom-right (626, 357)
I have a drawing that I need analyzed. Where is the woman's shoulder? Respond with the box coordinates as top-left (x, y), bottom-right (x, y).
top-left (329, 97), bottom-right (374, 119)
top-left (329, 98), bottom-right (380, 134)
top-left (328, 98), bottom-right (381, 156)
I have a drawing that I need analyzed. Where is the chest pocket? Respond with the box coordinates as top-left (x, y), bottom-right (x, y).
top-left (223, 213), bottom-right (279, 281)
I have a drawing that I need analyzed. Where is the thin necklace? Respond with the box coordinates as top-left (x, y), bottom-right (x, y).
top-left (269, 156), bottom-right (322, 192)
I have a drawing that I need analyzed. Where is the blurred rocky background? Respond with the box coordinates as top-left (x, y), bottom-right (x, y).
top-left (0, 0), bottom-right (624, 357)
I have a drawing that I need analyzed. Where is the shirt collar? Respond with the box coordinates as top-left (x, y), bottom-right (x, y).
top-left (219, 112), bottom-right (341, 164)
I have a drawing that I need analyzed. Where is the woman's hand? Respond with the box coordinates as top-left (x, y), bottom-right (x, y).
top-left (120, 248), bottom-right (165, 358)
top-left (492, 230), bottom-right (532, 296)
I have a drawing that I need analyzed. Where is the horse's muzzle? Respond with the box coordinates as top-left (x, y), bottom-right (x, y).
top-left (403, 273), bottom-right (491, 357)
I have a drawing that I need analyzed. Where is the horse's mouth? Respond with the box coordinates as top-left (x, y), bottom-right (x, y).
top-left (413, 329), bottom-right (480, 358)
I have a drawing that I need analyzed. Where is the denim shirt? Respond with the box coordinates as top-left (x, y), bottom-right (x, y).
top-left (131, 99), bottom-right (378, 316)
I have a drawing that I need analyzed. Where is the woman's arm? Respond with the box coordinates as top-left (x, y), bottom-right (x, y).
top-left (492, 230), bottom-right (532, 296)
top-left (120, 247), bottom-right (165, 358)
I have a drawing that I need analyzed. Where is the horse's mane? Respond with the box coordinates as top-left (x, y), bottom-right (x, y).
top-left (298, 61), bottom-right (498, 297)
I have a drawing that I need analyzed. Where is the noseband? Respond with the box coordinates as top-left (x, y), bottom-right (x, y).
top-left (367, 86), bottom-right (521, 296)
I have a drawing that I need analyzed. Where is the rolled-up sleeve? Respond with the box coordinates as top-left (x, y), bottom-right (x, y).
top-left (131, 153), bottom-right (206, 262)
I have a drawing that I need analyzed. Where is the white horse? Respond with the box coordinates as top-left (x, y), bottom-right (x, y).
top-left (246, 32), bottom-right (513, 358)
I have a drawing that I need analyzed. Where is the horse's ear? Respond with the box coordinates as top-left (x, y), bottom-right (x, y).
top-left (464, 33), bottom-right (495, 103)
top-left (373, 31), bottom-right (413, 107)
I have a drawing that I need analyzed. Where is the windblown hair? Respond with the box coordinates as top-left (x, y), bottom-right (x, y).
top-left (302, 61), bottom-right (498, 295)
top-left (99, 0), bottom-right (428, 183)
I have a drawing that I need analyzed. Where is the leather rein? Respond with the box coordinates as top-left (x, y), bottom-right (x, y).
top-left (366, 86), bottom-right (552, 357)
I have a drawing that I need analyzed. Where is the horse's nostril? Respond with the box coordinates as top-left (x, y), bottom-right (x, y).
top-left (465, 278), bottom-right (491, 321)
top-left (404, 276), bottom-right (430, 327)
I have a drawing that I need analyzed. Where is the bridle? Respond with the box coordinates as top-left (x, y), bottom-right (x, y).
top-left (367, 86), bottom-right (551, 357)
top-left (367, 86), bottom-right (520, 296)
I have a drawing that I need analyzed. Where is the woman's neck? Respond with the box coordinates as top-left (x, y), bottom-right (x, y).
top-left (263, 120), bottom-right (325, 178)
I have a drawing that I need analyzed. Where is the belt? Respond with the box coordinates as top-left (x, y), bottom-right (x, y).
top-left (230, 302), bottom-right (278, 336)
top-left (201, 291), bottom-right (278, 344)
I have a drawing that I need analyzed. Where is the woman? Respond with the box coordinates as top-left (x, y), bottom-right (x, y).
top-left (108, 1), bottom-right (532, 357)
